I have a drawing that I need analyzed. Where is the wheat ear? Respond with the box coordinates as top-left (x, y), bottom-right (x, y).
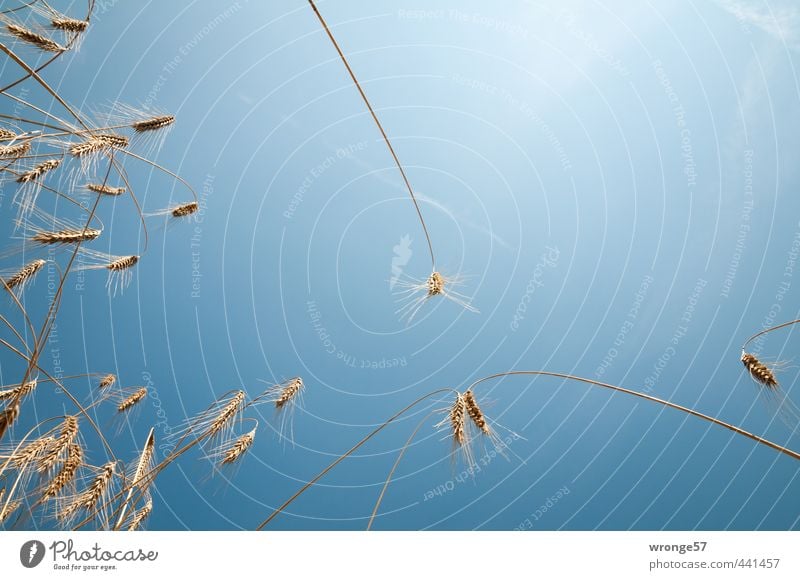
top-left (86, 183), bottom-right (125, 195)
top-left (117, 387), bottom-right (147, 413)
top-left (6, 23), bottom-right (65, 52)
top-left (132, 115), bottom-right (175, 132)
top-left (741, 352), bottom-right (778, 388)
top-left (127, 499), bottom-right (152, 530)
top-left (16, 158), bottom-right (61, 183)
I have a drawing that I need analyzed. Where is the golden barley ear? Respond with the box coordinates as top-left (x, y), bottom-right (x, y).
top-left (38, 416), bottom-right (79, 472)
top-left (171, 201), bottom-right (198, 218)
top-left (394, 270), bottom-right (478, 324)
top-left (741, 351), bottom-right (778, 387)
top-left (132, 115), bottom-right (175, 133)
top-left (258, 378), bottom-right (305, 446)
top-left (0, 379), bottom-right (37, 402)
top-left (741, 351), bottom-right (800, 430)
top-left (98, 374), bottom-right (116, 390)
top-left (0, 141), bottom-right (31, 158)
top-left (115, 428), bottom-right (156, 531)
top-left (42, 443), bottom-right (83, 499)
top-left (127, 498), bottom-right (153, 531)
top-left (75, 250), bottom-right (140, 295)
top-left (50, 18), bottom-right (89, 33)
top-left (3, 259), bottom-right (46, 294)
top-left (218, 428), bottom-right (257, 466)
top-left (0, 403), bottom-right (20, 441)
top-left (0, 497), bottom-right (22, 524)
top-left (4, 22), bottom-right (65, 52)
top-left (207, 391), bottom-right (246, 441)
top-left (107, 255), bottom-right (139, 272)
top-left (16, 158), bottom-right (61, 183)
top-left (10, 436), bottom-right (53, 470)
top-left (59, 461), bottom-right (116, 524)
top-left (117, 387), bottom-right (147, 413)
top-left (86, 183), bottom-right (125, 196)
top-left (433, 392), bottom-right (475, 468)
top-left (31, 228), bottom-right (101, 245)
top-left (464, 390), bottom-right (491, 435)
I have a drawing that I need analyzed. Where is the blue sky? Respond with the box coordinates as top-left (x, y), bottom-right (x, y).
top-left (2, 0), bottom-right (800, 530)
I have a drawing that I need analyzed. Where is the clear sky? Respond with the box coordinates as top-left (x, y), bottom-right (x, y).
top-left (2, 0), bottom-right (800, 530)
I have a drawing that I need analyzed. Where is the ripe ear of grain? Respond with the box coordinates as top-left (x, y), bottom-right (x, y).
top-left (127, 499), bottom-right (153, 530)
top-left (38, 416), bottom-right (78, 472)
top-left (6, 23), bottom-right (64, 52)
top-left (427, 271), bottom-right (445, 296)
top-left (0, 142), bottom-right (30, 158)
top-left (4, 259), bottom-right (46, 292)
top-left (221, 429), bottom-right (256, 465)
top-left (107, 255), bottom-right (139, 271)
top-left (32, 228), bottom-right (101, 245)
top-left (275, 378), bottom-right (303, 409)
top-left (0, 379), bottom-right (37, 400)
top-left (50, 18), bottom-right (88, 33)
top-left (464, 390), bottom-right (491, 435)
top-left (42, 443), bottom-right (83, 498)
top-left (741, 352), bottom-right (778, 388)
top-left (87, 183), bottom-right (125, 195)
top-left (450, 393), bottom-right (466, 446)
top-left (12, 436), bottom-right (52, 469)
top-left (0, 403), bottom-right (20, 441)
top-left (98, 374), bottom-right (116, 389)
top-left (132, 115), bottom-right (175, 132)
top-left (171, 202), bottom-right (198, 218)
top-left (208, 391), bottom-right (245, 437)
top-left (0, 498), bottom-right (21, 523)
top-left (16, 159), bottom-right (61, 183)
top-left (117, 387), bottom-right (147, 413)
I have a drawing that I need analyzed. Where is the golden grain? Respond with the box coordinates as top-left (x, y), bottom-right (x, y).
top-left (42, 443), bottom-right (83, 498)
top-left (31, 228), bottom-right (101, 245)
top-left (127, 499), bottom-right (152, 530)
top-left (0, 142), bottom-right (30, 158)
top-left (221, 429), bottom-right (256, 465)
top-left (16, 158), bottom-right (61, 183)
top-left (132, 115), bottom-right (175, 132)
top-left (6, 23), bottom-right (64, 52)
top-left (741, 352), bottom-right (778, 388)
top-left (86, 183), bottom-right (125, 195)
top-left (117, 387), bottom-right (147, 413)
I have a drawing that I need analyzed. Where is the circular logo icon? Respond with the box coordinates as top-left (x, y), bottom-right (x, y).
top-left (20, 540), bottom-right (45, 568)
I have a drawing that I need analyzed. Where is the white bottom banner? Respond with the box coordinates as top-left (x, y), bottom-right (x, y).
top-left (1, 531), bottom-right (797, 579)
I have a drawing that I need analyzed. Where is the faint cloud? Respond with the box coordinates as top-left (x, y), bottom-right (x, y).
top-left (714, 0), bottom-right (800, 48)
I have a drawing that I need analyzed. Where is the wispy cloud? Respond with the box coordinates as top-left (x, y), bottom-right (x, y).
top-left (714, 0), bottom-right (800, 49)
